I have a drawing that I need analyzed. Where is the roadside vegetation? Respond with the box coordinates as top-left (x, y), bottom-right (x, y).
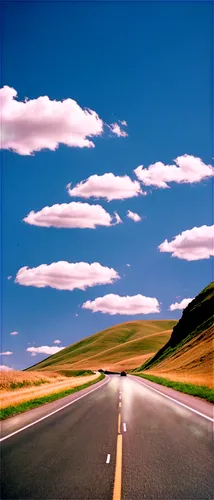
top-left (135, 373), bottom-right (214, 403)
top-left (0, 370), bottom-right (64, 391)
top-left (0, 373), bottom-right (104, 420)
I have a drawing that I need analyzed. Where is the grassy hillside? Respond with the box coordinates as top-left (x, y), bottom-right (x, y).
top-left (28, 320), bottom-right (177, 372)
top-left (135, 282), bottom-right (214, 388)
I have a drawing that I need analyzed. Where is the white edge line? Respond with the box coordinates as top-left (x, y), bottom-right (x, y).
top-left (106, 453), bottom-right (111, 464)
top-left (131, 375), bottom-right (214, 423)
top-left (123, 423), bottom-right (127, 432)
top-left (0, 376), bottom-right (110, 443)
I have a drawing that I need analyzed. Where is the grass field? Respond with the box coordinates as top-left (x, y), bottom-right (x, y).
top-left (0, 373), bottom-right (104, 420)
top-left (0, 371), bottom-right (99, 409)
top-left (0, 370), bottom-right (63, 391)
top-left (134, 283), bottom-right (214, 392)
top-left (135, 373), bottom-right (214, 403)
top-left (27, 320), bottom-right (176, 372)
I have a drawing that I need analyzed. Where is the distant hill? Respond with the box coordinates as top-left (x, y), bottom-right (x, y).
top-left (135, 282), bottom-right (214, 387)
top-left (28, 320), bottom-right (176, 372)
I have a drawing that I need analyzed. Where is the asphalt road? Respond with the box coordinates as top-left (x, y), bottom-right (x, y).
top-left (1, 375), bottom-right (213, 500)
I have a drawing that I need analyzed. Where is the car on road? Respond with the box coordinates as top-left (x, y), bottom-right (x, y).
top-left (120, 371), bottom-right (127, 376)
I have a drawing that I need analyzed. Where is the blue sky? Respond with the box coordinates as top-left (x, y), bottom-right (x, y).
top-left (1, 1), bottom-right (213, 369)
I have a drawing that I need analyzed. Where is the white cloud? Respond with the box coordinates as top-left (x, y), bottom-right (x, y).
top-left (126, 210), bottom-right (141, 222)
top-left (0, 365), bottom-right (13, 371)
top-left (27, 345), bottom-right (64, 356)
top-left (53, 340), bottom-right (61, 344)
top-left (0, 85), bottom-right (127, 155)
top-left (0, 351), bottom-right (13, 355)
top-left (114, 212), bottom-right (122, 224)
top-left (82, 293), bottom-right (160, 315)
top-left (10, 331), bottom-right (19, 336)
top-left (126, 264), bottom-right (131, 267)
top-left (67, 173), bottom-right (145, 201)
top-left (75, 313), bottom-right (79, 317)
top-left (169, 298), bottom-right (194, 311)
top-left (134, 155), bottom-right (214, 188)
top-left (7, 276), bottom-right (12, 280)
top-left (119, 120), bottom-right (128, 127)
top-left (15, 261), bottom-right (120, 291)
top-left (23, 201), bottom-right (122, 229)
top-left (159, 225), bottom-right (214, 261)
top-left (108, 122), bottom-right (128, 138)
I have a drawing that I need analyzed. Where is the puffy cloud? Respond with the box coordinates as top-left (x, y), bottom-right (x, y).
top-left (169, 298), bottom-right (194, 311)
top-left (53, 340), bottom-right (61, 344)
top-left (0, 351), bottom-right (13, 355)
top-left (126, 264), bottom-right (131, 267)
top-left (67, 173), bottom-right (145, 201)
top-left (27, 345), bottom-right (64, 356)
top-left (82, 293), bottom-right (160, 315)
top-left (23, 201), bottom-right (122, 229)
top-left (7, 276), bottom-right (12, 280)
top-left (0, 365), bottom-right (13, 371)
top-left (0, 85), bottom-right (127, 155)
top-left (159, 225), bottom-right (214, 261)
top-left (134, 155), bottom-right (214, 188)
top-left (15, 261), bottom-right (120, 291)
top-left (108, 122), bottom-right (128, 138)
top-left (10, 331), bottom-right (19, 336)
top-left (126, 210), bottom-right (141, 222)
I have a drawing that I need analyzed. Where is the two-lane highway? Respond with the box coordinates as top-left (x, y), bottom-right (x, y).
top-left (1, 375), bottom-right (213, 500)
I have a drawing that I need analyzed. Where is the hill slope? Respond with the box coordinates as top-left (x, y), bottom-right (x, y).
top-left (135, 282), bottom-right (214, 387)
top-left (28, 320), bottom-right (176, 372)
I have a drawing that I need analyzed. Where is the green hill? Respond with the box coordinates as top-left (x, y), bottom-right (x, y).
top-left (28, 320), bottom-right (177, 372)
top-left (135, 282), bottom-right (214, 388)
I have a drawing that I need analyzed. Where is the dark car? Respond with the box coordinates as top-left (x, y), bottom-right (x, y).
top-left (120, 371), bottom-right (127, 376)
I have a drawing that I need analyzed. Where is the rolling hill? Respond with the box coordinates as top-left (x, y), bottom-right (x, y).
top-left (28, 320), bottom-right (177, 372)
top-left (135, 282), bottom-right (214, 388)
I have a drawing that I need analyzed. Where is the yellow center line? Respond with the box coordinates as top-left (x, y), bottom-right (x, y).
top-left (113, 434), bottom-right (123, 500)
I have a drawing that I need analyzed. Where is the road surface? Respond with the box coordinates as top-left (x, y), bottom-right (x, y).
top-left (1, 375), bottom-right (213, 500)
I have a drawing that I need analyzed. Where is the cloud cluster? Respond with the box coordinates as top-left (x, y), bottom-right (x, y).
top-left (15, 261), bottom-right (120, 291)
top-left (108, 122), bottom-right (128, 138)
top-left (134, 155), bottom-right (214, 188)
top-left (0, 365), bottom-right (13, 371)
top-left (82, 293), bottom-right (160, 315)
top-left (159, 225), bottom-right (214, 261)
top-left (0, 86), bottom-right (127, 155)
top-left (24, 201), bottom-right (122, 229)
top-left (67, 173), bottom-right (144, 201)
top-left (0, 351), bottom-right (13, 356)
top-left (126, 210), bottom-right (141, 222)
top-left (53, 340), bottom-right (61, 344)
top-left (27, 345), bottom-right (64, 356)
top-left (169, 298), bottom-right (193, 311)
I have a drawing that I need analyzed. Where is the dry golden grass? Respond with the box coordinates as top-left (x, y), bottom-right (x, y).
top-left (31, 320), bottom-right (176, 372)
top-left (0, 370), bottom-right (65, 391)
top-left (106, 353), bottom-right (154, 371)
top-left (145, 370), bottom-right (213, 388)
top-left (146, 326), bottom-right (214, 388)
top-left (0, 372), bottom-right (99, 409)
